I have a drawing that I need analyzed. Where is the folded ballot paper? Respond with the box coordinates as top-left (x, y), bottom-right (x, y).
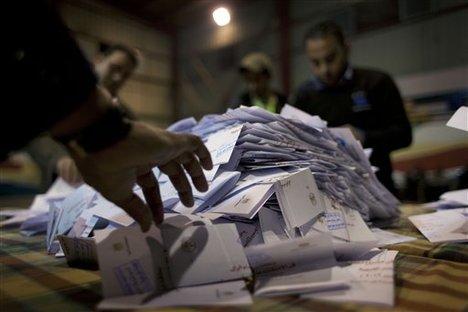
top-left (245, 233), bottom-right (351, 297)
top-left (408, 208), bottom-right (468, 243)
top-left (95, 223), bottom-right (253, 308)
top-left (304, 249), bottom-right (399, 306)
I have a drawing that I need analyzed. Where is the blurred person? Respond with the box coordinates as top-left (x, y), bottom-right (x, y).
top-left (291, 20), bottom-right (412, 195)
top-left (230, 52), bottom-right (287, 113)
top-left (4, 0), bottom-right (212, 231)
top-left (25, 43), bottom-right (140, 189)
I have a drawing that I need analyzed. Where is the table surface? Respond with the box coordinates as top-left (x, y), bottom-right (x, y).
top-left (1, 204), bottom-right (467, 312)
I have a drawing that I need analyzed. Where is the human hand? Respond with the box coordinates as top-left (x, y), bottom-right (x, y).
top-left (68, 121), bottom-right (213, 232)
top-left (56, 156), bottom-right (83, 185)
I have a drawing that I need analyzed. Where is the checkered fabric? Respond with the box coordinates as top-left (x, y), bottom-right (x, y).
top-left (1, 204), bottom-right (467, 311)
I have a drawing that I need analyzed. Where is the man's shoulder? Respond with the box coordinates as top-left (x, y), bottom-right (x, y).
top-left (354, 67), bottom-right (393, 82)
top-left (353, 67), bottom-right (395, 88)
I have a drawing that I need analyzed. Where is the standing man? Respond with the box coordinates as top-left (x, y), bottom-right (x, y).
top-left (231, 52), bottom-right (287, 114)
top-left (291, 20), bottom-right (412, 195)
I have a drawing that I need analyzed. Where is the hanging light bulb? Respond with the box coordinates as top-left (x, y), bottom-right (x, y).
top-left (212, 7), bottom-right (231, 26)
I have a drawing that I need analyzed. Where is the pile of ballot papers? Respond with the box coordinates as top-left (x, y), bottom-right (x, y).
top-left (7, 105), bottom-right (409, 308)
top-left (162, 104), bottom-right (399, 221)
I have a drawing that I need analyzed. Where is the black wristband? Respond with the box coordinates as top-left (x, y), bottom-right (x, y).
top-left (55, 105), bottom-right (132, 153)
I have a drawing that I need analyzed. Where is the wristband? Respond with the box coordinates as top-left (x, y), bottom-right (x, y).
top-left (55, 104), bottom-right (132, 153)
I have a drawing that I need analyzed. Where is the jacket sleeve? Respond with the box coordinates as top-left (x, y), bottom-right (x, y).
top-left (364, 74), bottom-right (413, 152)
top-left (2, 0), bottom-right (97, 159)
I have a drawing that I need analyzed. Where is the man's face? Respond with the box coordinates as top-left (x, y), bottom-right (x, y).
top-left (305, 35), bottom-right (348, 87)
top-left (94, 50), bottom-right (135, 96)
top-left (242, 71), bottom-right (270, 96)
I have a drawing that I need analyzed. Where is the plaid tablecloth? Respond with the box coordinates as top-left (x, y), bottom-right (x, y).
top-left (1, 204), bottom-right (467, 312)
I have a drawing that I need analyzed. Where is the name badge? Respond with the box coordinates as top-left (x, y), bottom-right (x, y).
top-left (351, 91), bottom-right (371, 112)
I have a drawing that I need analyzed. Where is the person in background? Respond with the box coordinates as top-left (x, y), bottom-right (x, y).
top-left (230, 52), bottom-right (287, 114)
top-left (5, 0), bottom-right (212, 231)
top-left (24, 43), bottom-right (139, 189)
top-left (291, 20), bottom-right (412, 195)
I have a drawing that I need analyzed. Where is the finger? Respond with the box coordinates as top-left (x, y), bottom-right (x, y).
top-left (63, 163), bottom-right (74, 184)
top-left (194, 142), bottom-right (213, 170)
top-left (183, 134), bottom-right (213, 170)
top-left (68, 163), bottom-right (79, 184)
top-left (136, 170), bottom-right (164, 225)
top-left (159, 161), bottom-right (194, 207)
top-left (176, 152), bottom-right (208, 192)
top-left (115, 193), bottom-right (152, 232)
top-left (70, 162), bottom-right (83, 184)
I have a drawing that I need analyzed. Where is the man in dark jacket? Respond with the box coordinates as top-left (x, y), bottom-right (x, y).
top-left (291, 21), bottom-right (412, 195)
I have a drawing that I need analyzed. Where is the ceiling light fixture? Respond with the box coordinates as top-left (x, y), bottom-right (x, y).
top-left (212, 7), bottom-right (231, 26)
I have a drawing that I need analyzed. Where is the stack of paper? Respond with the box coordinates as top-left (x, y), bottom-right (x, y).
top-left (25, 105), bottom-right (405, 308)
top-left (158, 105), bottom-right (399, 222)
top-left (92, 216), bottom-right (395, 308)
top-left (47, 106), bottom-right (398, 258)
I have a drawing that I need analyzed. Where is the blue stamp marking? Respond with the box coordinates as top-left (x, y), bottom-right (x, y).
top-left (113, 260), bottom-right (153, 295)
top-left (325, 211), bottom-right (346, 230)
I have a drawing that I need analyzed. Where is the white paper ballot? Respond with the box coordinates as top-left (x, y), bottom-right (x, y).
top-left (87, 196), bottom-right (135, 227)
top-left (446, 106), bottom-right (468, 131)
top-left (205, 124), bottom-right (243, 166)
top-left (97, 280), bottom-right (252, 310)
top-left (45, 177), bottom-right (77, 197)
top-left (56, 184), bottom-right (97, 235)
top-left (254, 266), bottom-right (350, 297)
top-left (280, 104), bottom-right (327, 129)
top-left (162, 224), bottom-right (251, 287)
top-left (275, 168), bottom-right (325, 230)
top-left (439, 189), bottom-right (468, 206)
top-left (258, 208), bottom-right (290, 243)
top-left (305, 249), bottom-right (399, 306)
top-left (95, 223), bottom-right (251, 301)
top-left (408, 208), bottom-right (468, 243)
top-left (172, 171), bottom-right (241, 214)
top-left (210, 183), bottom-right (274, 219)
top-left (371, 228), bottom-right (417, 246)
top-left (303, 195), bottom-right (378, 255)
top-left (245, 233), bottom-right (336, 276)
top-left (246, 233), bottom-right (351, 297)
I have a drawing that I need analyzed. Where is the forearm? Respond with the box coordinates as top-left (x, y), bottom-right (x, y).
top-left (49, 86), bottom-right (109, 140)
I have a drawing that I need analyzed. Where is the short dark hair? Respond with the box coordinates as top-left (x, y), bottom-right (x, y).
top-left (101, 43), bottom-right (139, 68)
top-left (303, 20), bottom-right (345, 47)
